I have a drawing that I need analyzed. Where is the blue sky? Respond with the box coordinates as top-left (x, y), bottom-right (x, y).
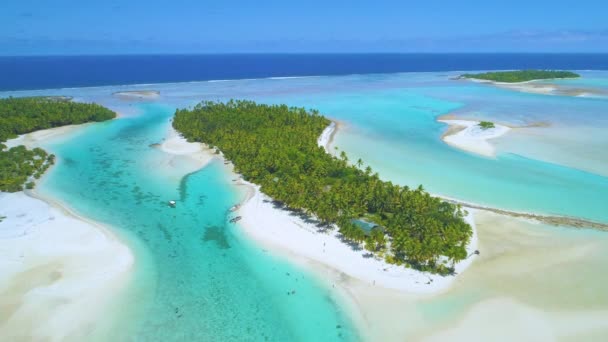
top-left (2, 0), bottom-right (608, 54)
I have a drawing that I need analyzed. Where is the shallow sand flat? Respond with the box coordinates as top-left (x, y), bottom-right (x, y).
top-left (439, 119), bottom-right (510, 157)
top-left (422, 298), bottom-right (608, 342)
top-left (467, 78), bottom-right (608, 98)
top-left (0, 192), bottom-right (134, 341)
top-left (339, 210), bottom-right (608, 341)
top-left (495, 82), bottom-right (558, 95)
top-left (495, 82), bottom-right (608, 98)
top-left (153, 124), bottom-right (217, 180)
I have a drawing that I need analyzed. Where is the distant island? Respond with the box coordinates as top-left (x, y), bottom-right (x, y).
top-left (0, 97), bottom-right (116, 192)
top-left (174, 100), bottom-right (472, 274)
top-left (459, 70), bottom-right (580, 83)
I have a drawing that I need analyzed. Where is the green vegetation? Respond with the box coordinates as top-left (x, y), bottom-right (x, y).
top-left (174, 100), bottom-right (472, 274)
top-left (0, 146), bottom-right (55, 192)
top-left (478, 121), bottom-right (495, 130)
top-left (0, 97), bottom-right (116, 192)
top-left (460, 70), bottom-right (579, 83)
top-left (0, 96), bottom-right (115, 142)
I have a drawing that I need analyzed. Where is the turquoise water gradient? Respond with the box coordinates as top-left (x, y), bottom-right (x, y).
top-left (3, 71), bottom-right (608, 340)
top-left (253, 88), bottom-right (608, 223)
top-left (39, 104), bottom-right (358, 341)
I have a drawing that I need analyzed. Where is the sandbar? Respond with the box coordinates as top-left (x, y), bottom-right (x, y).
top-left (439, 119), bottom-right (510, 157)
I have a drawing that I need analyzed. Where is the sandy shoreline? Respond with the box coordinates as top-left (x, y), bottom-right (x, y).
top-left (1, 125), bottom-right (136, 340)
top-left (4, 124), bottom-right (92, 149)
top-left (0, 192), bottom-right (134, 341)
top-left (318, 121), bottom-right (337, 153)
top-left (162, 122), bottom-right (479, 294)
top-left (237, 182), bottom-right (478, 293)
top-left (112, 90), bottom-right (160, 100)
top-left (153, 122), bottom-right (218, 179)
top-left (439, 119), bottom-right (510, 157)
top-left (463, 77), bottom-right (608, 98)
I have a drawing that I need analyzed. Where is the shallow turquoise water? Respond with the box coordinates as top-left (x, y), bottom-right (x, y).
top-left (254, 88), bottom-right (608, 223)
top-left (4, 71), bottom-right (608, 340)
top-left (7, 71), bottom-right (608, 223)
top-left (39, 104), bottom-right (358, 341)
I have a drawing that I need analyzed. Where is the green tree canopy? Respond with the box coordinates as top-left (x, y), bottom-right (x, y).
top-left (460, 70), bottom-right (579, 83)
top-left (173, 100), bottom-right (472, 274)
top-left (0, 96), bottom-right (116, 192)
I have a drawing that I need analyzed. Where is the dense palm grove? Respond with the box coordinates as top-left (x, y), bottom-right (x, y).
top-left (460, 70), bottom-right (579, 83)
top-left (174, 100), bottom-right (472, 274)
top-left (0, 97), bottom-right (116, 192)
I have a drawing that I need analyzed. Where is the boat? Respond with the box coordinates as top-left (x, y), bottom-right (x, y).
top-left (229, 216), bottom-right (242, 223)
top-left (168, 200), bottom-right (176, 208)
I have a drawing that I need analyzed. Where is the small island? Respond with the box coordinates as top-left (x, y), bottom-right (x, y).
top-left (478, 121), bottom-right (495, 129)
top-left (459, 70), bottom-right (580, 83)
top-left (0, 97), bottom-right (116, 192)
top-left (174, 100), bottom-right (472, 274)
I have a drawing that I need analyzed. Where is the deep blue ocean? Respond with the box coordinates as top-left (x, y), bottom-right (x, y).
top-left (2, 53), bottom-right (608, 91)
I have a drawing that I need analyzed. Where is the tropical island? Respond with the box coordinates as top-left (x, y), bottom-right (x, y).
top-left (459, 70), bottom-right (580, 83)
top-left (173, 100), bottom-right (472, 274)
top-left (0, 96), bottom-right (116, 191)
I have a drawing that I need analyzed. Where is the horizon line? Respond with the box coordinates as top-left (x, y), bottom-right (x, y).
top-left (3, 52), bottom-right (608, 58)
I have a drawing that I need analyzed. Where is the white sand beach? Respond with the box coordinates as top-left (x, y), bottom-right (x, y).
top-left (439, 119), bottom-right (510, 157)
top-left (4, 124), bottom-right (90, 150)
top-left (317, 121), bottom-right (337, 153)
top-left (0, 192), bottom-right (134, 341)
top-left (1, 123), bottom-right (138, 341)
top-left (160, 122), bottom-right (479, 293)
top-left (154, 124), bottom-right (217, 178)
top-left (112, 90), bottom-right (160, 99)
top-left (236, 183), bottom-right (478, 293)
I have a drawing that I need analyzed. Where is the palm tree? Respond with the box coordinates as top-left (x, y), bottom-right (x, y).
top-left (340, 151), bottom-right (348, 163)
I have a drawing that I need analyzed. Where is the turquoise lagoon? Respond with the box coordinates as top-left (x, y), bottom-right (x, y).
top-left (37, 104), bottom-right (358, 341)
top-left (3, 70), bottom-right (608, 340)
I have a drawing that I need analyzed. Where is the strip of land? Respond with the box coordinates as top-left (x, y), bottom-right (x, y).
top-left (443, 197), bottom-right (608, 231)
top-left (163, 117), bottom-right (479, 293)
